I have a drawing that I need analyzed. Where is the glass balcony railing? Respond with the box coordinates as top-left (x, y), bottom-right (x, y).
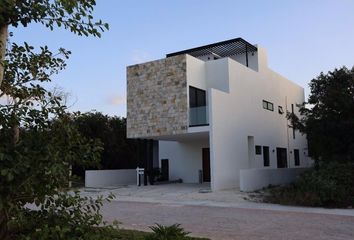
top-left (189, 106), bottom-right (209, 127)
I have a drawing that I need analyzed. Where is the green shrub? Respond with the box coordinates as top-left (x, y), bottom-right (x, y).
top-left (145, 224), bottom-right (191, 240)
top-left (265, 162), bottom-right (354, 207)
top-left (12, 191), bottom-right (116, 240)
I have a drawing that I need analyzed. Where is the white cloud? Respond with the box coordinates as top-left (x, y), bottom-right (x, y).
top-left (131, 49), bottom-right (151, 64)
top-left (108, 94), bottom-right (126, 106)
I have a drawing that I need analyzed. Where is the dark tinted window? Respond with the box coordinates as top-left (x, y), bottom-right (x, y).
top-left (255, 145), bottom-right (262, 155)
top-left (263, 146), bottom-right (270, 166)
top-left (262, 100), bottom-right (274, 111)
top-left (189, 86), bottom-right (206, 108)
top-left (294, 149), bottom-right (300, 166)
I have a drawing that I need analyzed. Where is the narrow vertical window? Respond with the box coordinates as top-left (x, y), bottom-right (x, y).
top-left (255, 145), bottom-right (262, 155)
top-left (294, 149), bottom-right (300, 166)
top-left (189, 86), bottom-right (207, 126)
top-left (291, 104), bottom-right (295, 139)
top-left (263, 146), bottom-right (270, 167)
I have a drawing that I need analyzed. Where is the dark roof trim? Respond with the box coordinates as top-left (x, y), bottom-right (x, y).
top-left (166, 38), bottom-right (257, 58)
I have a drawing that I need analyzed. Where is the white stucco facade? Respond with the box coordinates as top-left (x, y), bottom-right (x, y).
top-left (127, 38), bottom-right (311, 191)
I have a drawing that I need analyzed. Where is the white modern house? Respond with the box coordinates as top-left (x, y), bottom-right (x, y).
top-left (126, 38), bottom-right (310, 191)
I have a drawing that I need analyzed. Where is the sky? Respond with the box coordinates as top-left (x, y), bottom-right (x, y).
top-left (9, 0), bottom-right (354, 117)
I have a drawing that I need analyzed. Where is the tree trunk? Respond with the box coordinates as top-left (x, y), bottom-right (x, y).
top-left (0, 209), bottom-right (9, 240)
top-left (0, 24), bottom-right (8, 87)
top-left (13, 124), bottom-right (19, 144)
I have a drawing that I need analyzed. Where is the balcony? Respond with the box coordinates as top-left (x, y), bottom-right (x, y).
top-left (189, 106), bottom-right (209, 127)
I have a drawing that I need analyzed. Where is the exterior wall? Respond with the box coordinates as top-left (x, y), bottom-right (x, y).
top-left (240, 168), bottom-right (308, 192)
top-left (126, 42), bottom-right (310, 192)
top-left (159, 138), bottom-right (209, 183)
top-left (85, 169), bottom-right (136, 187)
top-left (127, 55), bottom-right (188, 138)
top-left (208, 47), bottom-right (309, 191)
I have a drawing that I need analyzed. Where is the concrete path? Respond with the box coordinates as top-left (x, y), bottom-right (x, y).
top-left (101, 200), bottom-right (354, 240)
top-left (82, 184), bottom-right (354, 217)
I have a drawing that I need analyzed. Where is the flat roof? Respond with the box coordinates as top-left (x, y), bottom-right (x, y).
top-left (166, 37), bottom-right (257, 58)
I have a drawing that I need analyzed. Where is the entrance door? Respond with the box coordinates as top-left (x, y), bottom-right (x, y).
top-left (276, 148), bottom-right (288, 168)
top-left (161, 159), bottom-right (169, 181)
top-left (202, 148), bottom-right (211, 182)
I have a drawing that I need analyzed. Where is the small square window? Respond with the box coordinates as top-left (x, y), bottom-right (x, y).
top-left (278, 106), bottom-right (284, 114)
top-left (268, 102), bottom-right (274, 111)
top-left (262, 100), bottom-right (274, 111)
top-left (255, 145), bottom-right (262, 155)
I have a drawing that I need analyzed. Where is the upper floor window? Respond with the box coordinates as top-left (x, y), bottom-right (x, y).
top-left (291, 104), bottom-right (295, 139)
top-left (189, 86), bottom-right (208, 126)
top-left (278, 106), bottom-right (284, 114)
top-left (189, 86), bottom-right (206, 108)
top-left (262, 100), bottom-right (274, 111)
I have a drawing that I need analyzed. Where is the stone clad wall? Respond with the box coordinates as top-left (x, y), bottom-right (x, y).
top-left (127, 55), bottom-right (188, 138)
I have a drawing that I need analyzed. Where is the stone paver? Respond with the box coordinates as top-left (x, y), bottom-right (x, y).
top-left (83, 184), bottom-right (354, 239)
top-left (101, 201), bottom-right (354, 240)
top-left (82, 184), bottom-right (354, 217)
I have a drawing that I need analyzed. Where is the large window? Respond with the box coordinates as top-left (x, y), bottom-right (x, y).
top-left (189, 86), bottom-right (208, 126)
top-left (262, 100), bottom-right (274, 111)
top-left (189, 86), bottom-right (206, 108)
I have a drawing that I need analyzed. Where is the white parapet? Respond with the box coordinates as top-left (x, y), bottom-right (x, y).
top-left (85, 169), bottom-right (136, 188)
top-left (240, 168), bottom-right (308, 192)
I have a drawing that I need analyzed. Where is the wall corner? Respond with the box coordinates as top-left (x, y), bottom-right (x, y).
top-left (255, 45), bottom-right (268, 73)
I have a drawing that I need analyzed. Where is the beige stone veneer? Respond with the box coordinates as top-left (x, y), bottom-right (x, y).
top-left (127, 54), bottom-right (188, 138)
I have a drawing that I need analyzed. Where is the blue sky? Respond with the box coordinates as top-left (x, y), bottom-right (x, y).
top-left (10, 0), bottom-right (354, 117)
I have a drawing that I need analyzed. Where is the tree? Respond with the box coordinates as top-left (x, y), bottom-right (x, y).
top-left (0, 1), bottom-right (111, 239)
top-left (72, 112), bottom-right (138, 177)
top-left (0, 39), bottom-right (105, 239)
top-left (289, 66), bottom-right (354, 164)
top-left (0, 0), bottom-right (109, 86)
top-left (267, 66), bottom-right (354, 208)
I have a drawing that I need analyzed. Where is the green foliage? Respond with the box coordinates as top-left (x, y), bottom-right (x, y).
top-left (272, 66), bottom-right (354, 208)
top-left (71, 112), bottom-right (138, 177)
top-left (14, 191), bottom-right (115, 240)
top-left (146, 224), bottom-right (191, 240)
top-left (266, 162), bottom-right (354, 207)
top-left (288, 66), bottom-right (354, 164)
top-left (0, 0), bottom-right (108, 37)
top-left (0, 42), bottom-right (70, 130)
top-left (0, 40), bottom-right (105, 239)
top-left (0, 1), bottom-right (113, 238)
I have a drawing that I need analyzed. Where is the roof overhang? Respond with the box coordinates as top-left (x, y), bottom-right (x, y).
top-left (166, 38), bottom-right (257, 59)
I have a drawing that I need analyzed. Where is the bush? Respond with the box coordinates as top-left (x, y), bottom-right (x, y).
top-left (12, 191), bottom-right (116, 240)
top-left (146, 224), bottom-right (193, 240)
top-left (265, 162), bottom-right (354, 208)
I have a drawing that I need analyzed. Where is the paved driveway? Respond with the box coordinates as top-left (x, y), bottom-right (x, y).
top-left (102, 201), bottom-right (354, 240)
top-left (82, 184), bottom-right (354, 240)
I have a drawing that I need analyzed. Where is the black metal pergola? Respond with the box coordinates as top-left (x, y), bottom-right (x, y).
top-left (166, 37), bottom-right (257, 67)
